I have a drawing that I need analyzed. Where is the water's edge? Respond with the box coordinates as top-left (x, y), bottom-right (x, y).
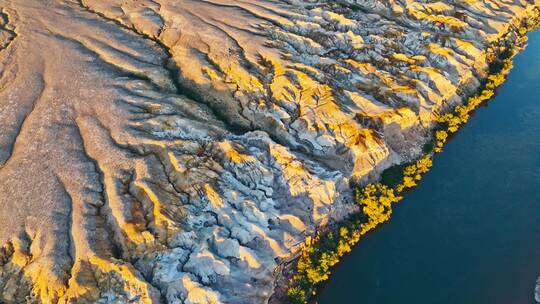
top-left (316, 25), bottom-right (540, 304)
top-left (277, 7), bottom-right (540, 304)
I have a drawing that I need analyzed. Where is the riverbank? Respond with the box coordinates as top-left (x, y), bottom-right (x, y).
top-left (318, 27), bottom-right (540, 304)
top-left (281, 7), bottom-right (540, 304)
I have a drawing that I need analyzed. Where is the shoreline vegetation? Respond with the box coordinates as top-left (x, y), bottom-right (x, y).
top-left (286, 11), bottom-right (540, 304)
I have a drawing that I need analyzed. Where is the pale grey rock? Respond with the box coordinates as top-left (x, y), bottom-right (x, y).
top-left (536, 275), bottom-right (540, 303)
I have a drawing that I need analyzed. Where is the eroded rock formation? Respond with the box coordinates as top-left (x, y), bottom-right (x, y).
top-left (0, 0), bottom-right (537, 303)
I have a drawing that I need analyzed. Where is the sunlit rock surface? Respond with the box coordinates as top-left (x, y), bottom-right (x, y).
top-left (0, 0), bottom-right (537, 303)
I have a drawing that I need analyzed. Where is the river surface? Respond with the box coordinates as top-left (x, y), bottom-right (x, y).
top-left (316, 30), bottom-right (540, 304)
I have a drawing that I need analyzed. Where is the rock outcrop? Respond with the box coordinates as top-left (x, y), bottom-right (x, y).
top-left (0, 0), bottom-right (537, 303)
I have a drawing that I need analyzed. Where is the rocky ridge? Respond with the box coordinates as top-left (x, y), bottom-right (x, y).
top-left (0, 0), bottom-right (538, 303)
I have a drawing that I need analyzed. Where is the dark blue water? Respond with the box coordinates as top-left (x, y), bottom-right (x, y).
top-left (317, 30), bottom-right (540, 304)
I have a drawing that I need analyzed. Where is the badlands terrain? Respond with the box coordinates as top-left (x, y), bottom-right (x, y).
top-left (0, 0), bottom-right (538, 303)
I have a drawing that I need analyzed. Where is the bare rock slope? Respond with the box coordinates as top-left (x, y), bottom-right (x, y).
top-left (0, 0), bottom-right (537, 303)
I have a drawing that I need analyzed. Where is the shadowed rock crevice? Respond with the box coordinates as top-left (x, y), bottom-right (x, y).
top-left (0, 8), bottom-right (16, 51)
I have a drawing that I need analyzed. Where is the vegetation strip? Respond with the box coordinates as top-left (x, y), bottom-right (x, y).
top-left (286, 14), bottom-right (540, 304)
